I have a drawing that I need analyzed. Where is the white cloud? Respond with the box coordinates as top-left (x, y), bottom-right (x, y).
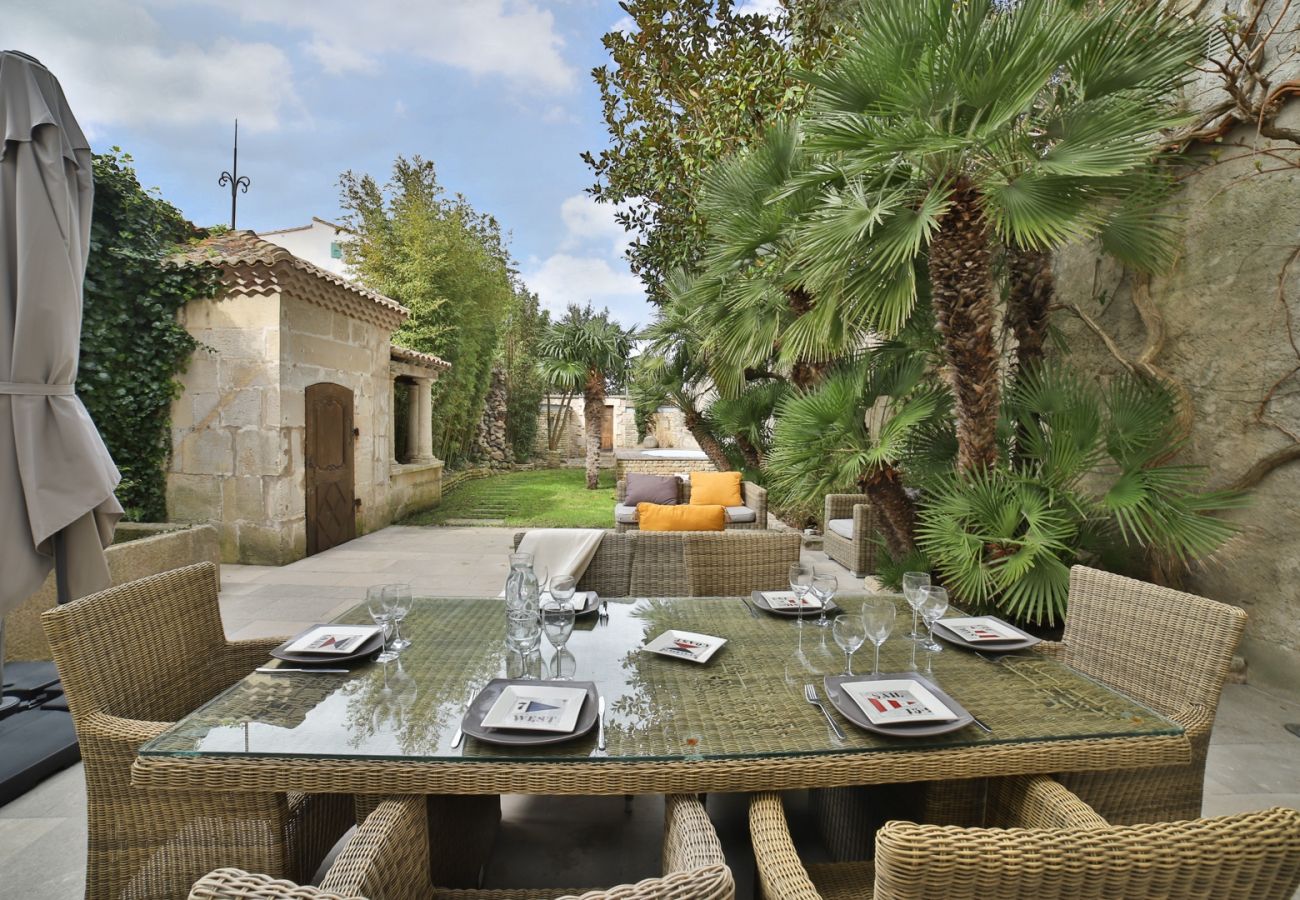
top-left (540, 105), bottom-right (579, 125)
top-left (733, 0), bottom-right (784, 18)
top-left (394, 99), bottom-right (408, 118)
top-left (223, 0), bottom-right (577, 92)
top-left (558, 194), bottom-right (631, 257)
top-left (4, 0), bottom-right (299, 133)
top-left (610, 15), bottom-right (638, 35)
top-left (524, 252), bottom-right (644, 315)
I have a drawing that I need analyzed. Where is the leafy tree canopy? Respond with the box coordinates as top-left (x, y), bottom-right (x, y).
top-left (584, 0), bottom-right (845, 305)
top-left (339, 156), bottom-right (515, 465)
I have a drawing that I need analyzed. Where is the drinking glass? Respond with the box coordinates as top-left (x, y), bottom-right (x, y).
top-left (832, 616), bottom-right (867, 675)
top-left (383, 583), bottom-right (412, 651)
top-left (366, 586), bottom-right (398, 663)
top-left (810, 574), bottom-right (837, 628)
top-left (788, 562), bottom-right (814, 628)
top-left (548, 647), bottom-right (577, 681)
top-left (861, 596), bottom-right (896, 676)
top-left (918, 585), bottom-right (949, 654)
top-left (901, 571), bottom-right (930, 640)
top-left (542, 602), bottom-right (576, 652)
top-left (550, 575), bottom-right (577, 609)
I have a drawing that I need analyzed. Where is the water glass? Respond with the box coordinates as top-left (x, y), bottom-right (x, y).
top-left (832, 616), bottom-right (867, 675)
top-left (861, 596), bottom-right (896, 676)
top-left (810, 574), bottom-right (837, 628)
top-left (548, 647), bottom-right (577, 681)
top-left (918, 585), bottom-right (949, 655)
top-left (541, 602), bottom-right (576, 651)
top-left (902, 571), bottom-right (930, 640)
top-left (550, 575), bottom-right (577, 608)
top-left (789, 562), bottom-right (814, 628)
top-left (383, 583), bottom-right (412, 651)
top-left (366, 585), bottom-right (398, 663)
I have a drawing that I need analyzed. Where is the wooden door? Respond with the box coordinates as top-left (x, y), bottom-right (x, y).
top-left (305, 382), bottom-right (356, 556)
top-left (600, 406), bottom-right (614, 450)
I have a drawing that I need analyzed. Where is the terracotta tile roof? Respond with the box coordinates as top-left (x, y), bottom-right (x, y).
top-left (174, 230), bottom-right (409, 329)
top-left (390, 343), bottom-right (450, 371)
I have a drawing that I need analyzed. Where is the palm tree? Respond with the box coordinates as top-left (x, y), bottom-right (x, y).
top-left (539, 304), bottom-right (635, 489)
top-left (795, 0), bottom-right (1206, 473)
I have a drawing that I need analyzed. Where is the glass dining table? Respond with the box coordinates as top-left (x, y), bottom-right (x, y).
top-left (131, 595), bottom-right (1190, 797)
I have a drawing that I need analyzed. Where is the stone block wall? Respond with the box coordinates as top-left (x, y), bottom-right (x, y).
top-left (613, 454), bottom-right (718, 481)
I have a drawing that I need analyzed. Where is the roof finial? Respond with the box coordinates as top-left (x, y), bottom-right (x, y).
top-left (217, 119), bottom-right (251, 229)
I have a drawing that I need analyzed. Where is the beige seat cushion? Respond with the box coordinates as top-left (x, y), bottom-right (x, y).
top-left (614, 504), bottom-right (639, 524)
top-left (724, 506), bottom-right (757, 524)
top-left (827, 518), bottom-right (854, 539)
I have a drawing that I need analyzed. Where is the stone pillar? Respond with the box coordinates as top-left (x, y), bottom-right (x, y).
top-left (390, 376), bottom-right (398, 463)
top-left (407, 377), bottom-right (435, 463)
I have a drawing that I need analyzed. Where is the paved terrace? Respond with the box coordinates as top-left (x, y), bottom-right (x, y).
top-left (3, 525), bottom-right (1298, 899)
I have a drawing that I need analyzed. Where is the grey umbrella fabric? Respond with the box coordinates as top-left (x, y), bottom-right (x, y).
top-left (1, 51), bottom-right (121, 618)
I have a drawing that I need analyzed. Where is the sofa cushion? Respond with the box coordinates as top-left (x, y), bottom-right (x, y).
top-left (827, 518), bottom-right (854, 540)
top-left (624, 473), bottom-right (680, 506)
top-left (638, 503), bottom-right (726, 532)
top-left (614, 504), bottom-right (640, 524)
top-left (724, 506), bottom-right (757, 524)
top-left (690, 471), bottom-right (743, 507)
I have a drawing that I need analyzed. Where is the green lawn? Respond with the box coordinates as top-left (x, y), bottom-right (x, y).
top-left (404, 468), bottom-right (617, 528)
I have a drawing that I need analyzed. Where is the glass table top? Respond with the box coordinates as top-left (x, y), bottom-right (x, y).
top-left (140, 596), bottom-right (1180, 763)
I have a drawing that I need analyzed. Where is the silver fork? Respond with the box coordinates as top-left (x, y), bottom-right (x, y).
top-left (804, 684), bottom-right (845, 740)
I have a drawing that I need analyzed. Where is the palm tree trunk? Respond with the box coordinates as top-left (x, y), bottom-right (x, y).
top-left (683, 407), bottom-right (733, 471)
top-left (928, 178), bottom-right (1000, 472)
top-left (1005, 245), bottom-right (1054, 371)
top-left (785, 287), bottom-right (828, 390)
top-left (735, 434), bottom-right (762, 470)
top-left (858, 464), bottom-right (916, 559)
top-left (583, 371), bottom-right (605, 490)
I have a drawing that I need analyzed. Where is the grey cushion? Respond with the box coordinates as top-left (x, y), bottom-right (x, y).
top-left (614, 504), bottom-right (640, 524)
top-left (827, 518), bottom-right (854, 539)
top-left (624, 473), bottom-right (679, 505)
top-left (724, 506), bottom-right (757, 524)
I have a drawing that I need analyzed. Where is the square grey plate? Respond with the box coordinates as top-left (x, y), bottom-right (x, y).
top-left (461, 679), bottom-right (599, 746)
top-left (932, 616), bottom-right (1040, 652)
top-left (751, 590), bottom-right (840, 618)
top-left (823, 672), bottom-right (975, 738)
top-left (269, 625), bottom-right (383, 666)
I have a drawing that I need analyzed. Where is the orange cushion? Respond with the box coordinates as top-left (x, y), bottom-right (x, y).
top-left (637, 502), bottom-right (726, 532)
top-left (690, 471), bottom-right (743, 507)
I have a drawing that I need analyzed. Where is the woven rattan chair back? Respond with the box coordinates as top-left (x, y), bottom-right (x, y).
top-left (1060, 565), bottom-right (1245, 717)
top-left (42, 561), bottom-right (232, 724)
top-left (873, 806), bottom-right (1300, 900)
top-left (683, 532), bottom-right (802, 596)
top-left (1051, 565), bottom-right (1246, 823)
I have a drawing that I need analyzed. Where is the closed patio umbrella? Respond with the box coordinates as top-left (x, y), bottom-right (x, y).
top-left (1, 51), bottom-right (121, 703)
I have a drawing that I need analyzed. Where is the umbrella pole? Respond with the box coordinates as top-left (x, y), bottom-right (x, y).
top-left (0, 623), bottom-right (17, 715)
top-left (54, 530), bottom-right (71, 605)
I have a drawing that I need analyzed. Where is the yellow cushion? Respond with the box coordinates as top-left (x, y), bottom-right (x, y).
top-left (637, 502), bottom-right (726, 532)
top-left (690, 471), bottom-right (743, 507)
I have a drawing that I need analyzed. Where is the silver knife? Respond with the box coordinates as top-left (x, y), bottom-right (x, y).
top-left (597, 696), bottom-right (607, 750)
top-left (255, 667), bottom-right (349, 674)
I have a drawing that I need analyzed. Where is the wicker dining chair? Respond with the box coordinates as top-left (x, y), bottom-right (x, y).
top-left (189, 793), bottom-right (735, 900)
top-left (821, 494), bottom-right (878, 577)
top-left (683, 531), bottom-right (802, 596)
top-left (751, 777), bottom-right (1300, 900)
top-left (41, 562), bottom-right (352, 900)
top-left (1039, 565), bottom-right (1247, 824)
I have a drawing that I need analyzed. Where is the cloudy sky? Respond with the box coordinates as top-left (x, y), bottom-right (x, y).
top-left (4, 0), bottom-right (673, 328)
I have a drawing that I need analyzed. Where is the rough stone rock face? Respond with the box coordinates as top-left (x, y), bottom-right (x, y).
top-left (1054, 109), bottom-right (1300, 692)
top-left (473, 367), bottom-right (512, 467)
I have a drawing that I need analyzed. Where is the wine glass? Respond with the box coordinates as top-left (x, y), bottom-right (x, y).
top-left (832, 616), bottom-right (867, 675)
top-left (550, 575), bottom-right (577, 609)
top-left (384, 583), bottom-right (412, 651)
top-left (548, 647), bottom-right (577, 681)
top-left (917, 585), bottom-right (949, 656)
top-left (861, 596), bottom-right (896, 676)
top-left (810, 574), bottom-right (837, 628)
top-left (788, 562), bottom-right (814, 628)
top-left (541, 602), bottom-right (576, 679)
top-left (902, 571), bottom-right (930, 640)
top-left (535, 565), bottom-right (550, 600)
top-left (366, 585), bottom-right (398, 663)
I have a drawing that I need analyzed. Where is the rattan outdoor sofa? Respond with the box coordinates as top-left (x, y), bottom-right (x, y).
top-left (751, 776), bottom-right (1300, 900)
top-left (41, 562), bottom-right (351, 900)
top-left (513, 529), bottom-right (801, 597)
top-left (614, 477), bottom-right (768, 532)
top-left (821, 493), bottom-right (879, 576)
top-left (1039, 565), bottom-right (1248, 824)
top-left (189, 793), bottom-right (735, 900)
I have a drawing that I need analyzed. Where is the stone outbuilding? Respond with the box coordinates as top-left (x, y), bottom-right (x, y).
top-left (168, 231), bottom-right (448, 564)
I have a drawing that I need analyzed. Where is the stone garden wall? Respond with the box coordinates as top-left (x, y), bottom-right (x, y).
top-left (1054, 108), bottom-right (1300, 692)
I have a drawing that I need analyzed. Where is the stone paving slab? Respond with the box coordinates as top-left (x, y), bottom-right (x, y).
top-left (3, 523), bottom-right (1296, 900)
